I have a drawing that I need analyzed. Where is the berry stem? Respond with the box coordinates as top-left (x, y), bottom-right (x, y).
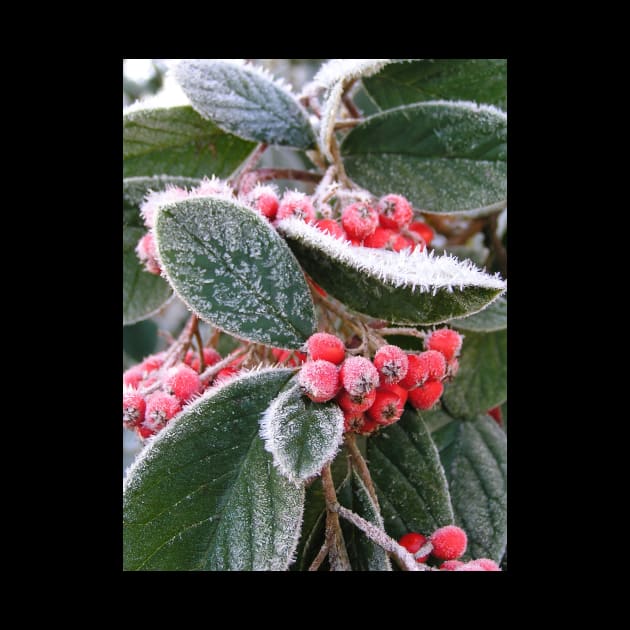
top-left (321, 463), bottom-right (352, 571)
top-left (308, 539), bottom-right (331, 571)
top-left (341, 94), bottom-right (361, 120)
top-left (199, 347), bottom-right (248, 384)
top-left (194, 326), bottom-right (205, 372)
top-left (344, 434), bottom-right (380, 509)
top-left (378, 327), bottom-right (427, 340)
top-left (334, 505), bottom-right (426, 571)
top-left (230, 143), bottom-right (268, 192)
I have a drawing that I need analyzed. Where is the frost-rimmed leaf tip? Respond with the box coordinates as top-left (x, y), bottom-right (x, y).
top-left (309, 59), bottom-right (393, 90)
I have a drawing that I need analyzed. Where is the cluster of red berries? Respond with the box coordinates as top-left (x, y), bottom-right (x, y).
top-left (297, 328), bottom-right (463, 435)
top-left (247, 186), bottom-right (434, 252)
top-left (399, 525), bottom-right (502, 571)
top-left (122, 347), bottom-right (242, 440)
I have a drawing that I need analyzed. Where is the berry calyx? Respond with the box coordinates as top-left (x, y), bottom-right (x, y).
top-left (315, 219), bottom-right (346, 240)
top-left (355, 415), bottom-right (380, 435)
top-left (340, 356), bottom-right (380, 397)
top-left (408, 380), bottom-right (444, 410)
top-left (341, 202), bottom-right (379, 240)
top-left (398, 532), bottom-right (430, 563)
top-left (306, 332), bottom-right (346, 365)
top-left (425, 328), bottom-right (463, 361)
top-left (366, 389), bottom-right (405, 426)
top-left (123, 389), bottom-right (146, 429)
top-left (378, 194), bottom-right (413, 230)
top-left (336, 388), bottom-right (377, 414)
top-left (430, 525), bottom-right (467, 560)
top-left (373, 344), bottom-right (409, 384)
top-left (343, 409), bottom-right (365, 433)
top-left (276, 191), bottom-right (315, 223)
top-left (298, 360), bottom-right (340, 403)
top-left (164, 365), bottom-right (202, 403)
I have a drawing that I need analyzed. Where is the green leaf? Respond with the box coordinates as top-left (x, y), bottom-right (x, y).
top-left (261, 383), bottom-right (344, 482)
top-left (432, 415), bottom-right (507, 563)
top-left (174, 60), bottom-right (316, 149)
top-left (442, 329), bottom-right (507, 418)
top-left (450, 296), bottom-right (507, 332)
top-left (363, 59), bottom-right (507, 111)
top-left (341, 102), bottom-right (507, 214)
top-left (123, 175), bottom-right (201, 227)
top-left (123, 368), bottom-right (305, 571)
top-left (154, 196), bottom-right (316, 348)
top-left (279, 218), bottom-right (505, 325)
top-left (123, 227), bottom-right (172, 326)
top-left (367, 409), bottom-right (454, 541)
top-left (122, 319), bottom-right (158, 362)
top-left (338, 469), bottom-right (392, 571)
top-left (123, 105), bottom-right (255, 178)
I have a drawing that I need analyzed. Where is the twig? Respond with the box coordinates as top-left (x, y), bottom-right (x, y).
top-left (334, 505), bottom-right (425, 571)
top-left (321, 463), bottom-right (351, 571)
top-left (308, 539), bottom-right (331, 571)
top-left (199, 347), bottom-right (248, 384)
top-left (344, 434), bottom-right (379, 509)
top-left (342, 94), bottom-right (361, 120)
top-left (194, 327), bottom-right (205, 372)
top-left (378, 327), bottom-right (427, 341)
top-left (230, 143), bottom-right (268, 192)
top-left (334, 118), bottom-right (361, 130)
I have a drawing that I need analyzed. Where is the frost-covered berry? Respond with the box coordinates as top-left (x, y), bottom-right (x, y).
top-left (271, 348), bottom-right (307, 366)
top-left (430, 525), bottom-right (467, 560)
top-left (139, 352), bottom-right (166, 375)
top-left (408, 221), bottom-right (434, 246)
top-left (140, 185), bottom-right (189, 228)
top-left (315, 219), bottom-right (346, 240)
top-left (245, 184), bottom-right (279, 220)
top-left (336, 388), bottom-right (377, 414)
top-left (123, 389), bottom-right (146, 429)
top-left (276, 191), bottom-right (315, 223)
top-left (189, 347), bottom-right (222, 372)
top-left (343, 409), bottom-right (365, 433)
top-left (408, 379), bottom-right (444, 410)
top-left (391, 235), bottom-right (414, 252)
top-left (454, 561), bottom-right (486, 571)
top-left (191, 176), bottom-right (234, 198)
top-left (363, 227), bottom-right (395, 249)
top-left (398, 532), bottom-right (430, 563)
top-left (123, 364), bottom-right (145, 389)
top-left (306, 332), bottom-right (346, 365)
top-left (165, 365), bottom-right (202, 403)
top-left (144, 391), bottom-right (182, 432)
top-left (398, 354), bottom-right (427, 390)
top-left (373, 345), bottom-right (409, 384)
top-left (137, 424), bottom-right (156, 439)
top-left (213, 367), bottom-right (239, 383)
top-left (425, 328), bottom-right (463, 361)
top-left (419, 350), bottom-right (447, 381)
top-left (299, 359), bottom-right (340, 403)
top-left (488, 406), bottom-right (503, 426)
top-left (341, 202), bottom-right (379, 240)
top-left (474, 558), bottom-right (501, 571)
top-left (440, 560), bottom-right (466, 571)
top-left (356, 415), bottom-right (380, 435)
top-left (340, 356), bottom-right (380, 397)
top-left (378, 194), bottom-right (413, 230)
top-left (378, 382), bottom-right (409, 406)
top-left (135, 232), bottom-right (161, 275)
top-left (367, 389), bottom-right (405, 426)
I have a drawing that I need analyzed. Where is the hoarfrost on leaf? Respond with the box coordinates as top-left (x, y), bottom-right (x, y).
top-left (309, 59), bottom-right (393, 90)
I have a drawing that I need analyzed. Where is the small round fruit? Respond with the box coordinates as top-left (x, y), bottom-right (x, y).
top-left (398, 532), bottom-right (430, 563)
top-left (299, 360), bottom-right (340, 403)
top-left (430, 525), bottom-right (467, 560)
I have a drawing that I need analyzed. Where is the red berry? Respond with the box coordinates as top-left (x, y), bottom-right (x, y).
top-left (123, 389), bottom-right (146, 429)
top-left (367, 389), bottom-right (405, 426)
top-left (247, 185), bottom-right (279, 220)
top-left (340, 356), bottom-right (380, 397)
top-left (408, 379), bottom-right (444, 410)
top-left (135, 232), bottom-right (161, 275)
top-left (276, 191), bottom-right (315, 223)
top-left (440, 560), bottom-right (466, 571)
top-left (336, 388), bottom-right (377, 414)
top-left (306, 332), bottom-right (345, 365)
top-left (355, 415), bottom-right (380, 435)
top-left (398, 532), bottom-right (430, 563)
top-left (144, 391), bottom-right (182, 432)
top-left (341, 202), bottom-right (379, 240)
top-left (425, 328), bottom-right (463, 361)
top-left (474, 558), bottom-right (501, 571)
top-left (213, 367), bottom-right (239, 383)
top-left (123, 364), bottom-right (145, 389)
top-left (398, 354), bottom-right (427, 390)
top-left (430, 525), bottom-right (467, 560)
top-left (165, 365), bottom-right (202, 403)
top-left (487, 406), bottom-right (503, 426)
top-left (298, 359), bottom-right (340, 403)
top-left (419, 350), bottom-right (447, 381)
top-left (140, 352), bottom-right (166, 375)
top-left (391, 235), bottom-right (414, 252)
top-left (408, 221), bottom-right (434, 245)
top-left (379, 382), bottom-right (408, 406)
top-left (343, 409), bottom-right (365, 433)
top-left (373, 345), bottom-right (409, 384)
top-left (188, 347), bottom-right (222, 372)
top-left (137, 424), bottom-right (156, 439)
top-left (454, 561), bottom-right (487, 571)
top-left (315, 219), bottom-right (346, 240)
top-left (363, 227), bottom-right (395, 249)
top-left (378, 194), bottom-right (413, 230)
top-left (348, 237), bottom-right (363, 247)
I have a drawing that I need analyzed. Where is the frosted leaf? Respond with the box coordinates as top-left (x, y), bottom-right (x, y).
top-left (318, 80), bottom-right (344, 162)
top-left (174, 59), bottom-right (316, 149)
top-left (123, 368), bottom-right (306, 571)
top-left (433, 415), bottom-right (507, 563)
top-left (450, 296), bottom-right (507, 332)
top-left (260, 383), bottom-right (344, 482)
top-left (279, 217), bottom-right (506, 325)
top-left (367, 409), bottom-right (454, 541)
top-left (310, 59), bottom-right (393, 90)
top-left (341, 101), bottom-right (507, 214)
top-left (154, 195), bottom-right (316, 348)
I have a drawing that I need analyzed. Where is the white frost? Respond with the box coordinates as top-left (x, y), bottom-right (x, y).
top-left (309, 59), bottom-right (392, 90)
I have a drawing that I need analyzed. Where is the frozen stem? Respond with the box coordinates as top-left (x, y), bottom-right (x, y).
top-left (344, 434), bottom-right (379, 509)
top-left (378, 327), bottom-right (427, 341)
top-left (321, 463), bottom-right (351, 571)
top-left (230, 143), bottom-right (268, 192)
top-left (199, 347), bottom-right (248, 384)
top-left (194, 327), bottom-right (205, 372)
